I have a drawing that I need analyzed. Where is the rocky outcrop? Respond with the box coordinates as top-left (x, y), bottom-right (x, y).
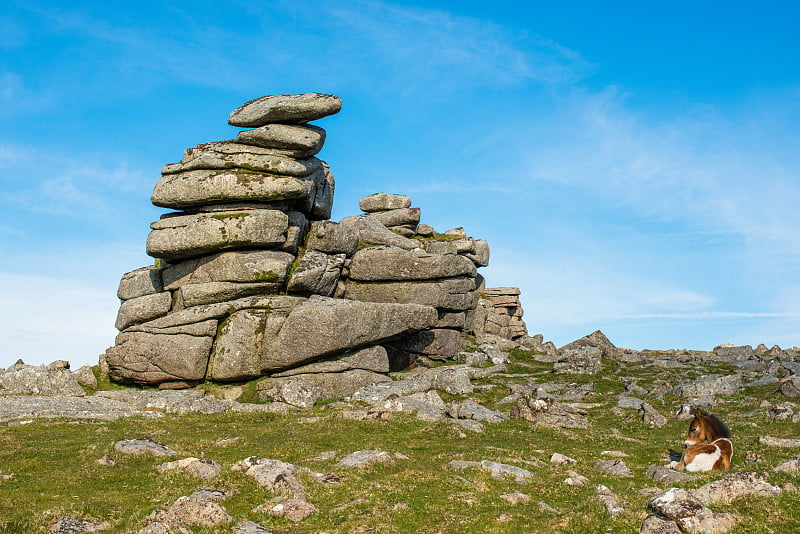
top-left (103, 92), bottom-right (529, 393)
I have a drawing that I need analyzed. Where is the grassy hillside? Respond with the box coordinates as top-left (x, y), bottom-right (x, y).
top-left (1, 351), bottom-right (798, 533)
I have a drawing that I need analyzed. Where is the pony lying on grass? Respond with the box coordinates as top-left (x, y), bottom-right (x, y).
top-left (670, 408), bottom-right (732, 472)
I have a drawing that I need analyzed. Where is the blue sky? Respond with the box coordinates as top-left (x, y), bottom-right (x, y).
top-left (1, 1), bottom-right (798, 368)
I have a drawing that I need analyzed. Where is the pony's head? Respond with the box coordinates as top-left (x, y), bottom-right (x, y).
top-left (684, 408), bottom-right (730, 447)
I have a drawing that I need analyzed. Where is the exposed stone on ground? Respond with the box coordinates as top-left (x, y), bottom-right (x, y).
top-left (115, 438), bottom-right (178, 457)
top-left (444, 399), bottom-right (508, 423)
top-left (559, 330), bottom-right (619, 359)
top-left (0, 360), bottom-right (86, 397)
top-left (596, 459), bottom-right (633, 477)
top-left (234, 520), bottom-right (273, 534)
top-left (563, 470), bottom-right (589, 486)
top-left (667, 374), bottom-right (742, 399)
top-left (554, 345), bottom-right (603, 375)
top-left (509, 394), bottom-right (588, 429)
top-left (550, 453), bottom-right (576, 465)
top-left (137, 508), bottom-right (193, 534)
top-left (156, 457), bottom-right (221, 480)
top-left (338, 450), bottom-right (394, 468)
top-left (639, 402), bottom-right (667, 427)
top-left (448, 460), bottom-right (534, 483)
top-left (759, 435), bottom-right (800, 448)
top-left (691, 471), bottom-right (782, 504)
top-left (50, 516), bottom-right (111, 533)
top-left (596, 484), bottom-right (624, 519)
top-left (648, 488), bottom-right (737, 533)
top-left (500, 491), bottom-right (530, 505)
top-left (646, 464), bottom-right (694, 484)
top-left (639, 514), bottom-right (682, 534)
top-left (167, 489), bottom-right (232, 527)
top-left (773, 455), bottom-right (800, 473)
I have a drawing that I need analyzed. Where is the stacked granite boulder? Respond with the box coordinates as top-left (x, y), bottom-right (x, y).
top-left (473, 287), bottom-right (528, 342)
top-left (104, 92), bottom-right (527, 394)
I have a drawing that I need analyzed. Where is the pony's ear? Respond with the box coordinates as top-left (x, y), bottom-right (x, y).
top-left (693, 408), bottom-right (704, 418)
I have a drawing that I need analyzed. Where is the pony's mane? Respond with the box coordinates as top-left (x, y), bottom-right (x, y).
top-left (702, 411), bottom-right (731, 439)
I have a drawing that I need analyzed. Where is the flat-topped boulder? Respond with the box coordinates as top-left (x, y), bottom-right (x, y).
top-left (345, 277), bottom-right (478, 311)
top-left (228, 93), bottom-right (342, 127)
top-left (162, 141), bottom-right (323, 177)
top-left (359, 193), bottom-right (411, 212)
top-left (349, 246), bottom-right (477, 281)
top-left (146, 209), bottom-right (289, 260)
top-left (236, 123), bottom-right (326, 158)
top-left (151, 168), bottom-right (313, 209)
top-left (264, 296), bottom-right (438, 371)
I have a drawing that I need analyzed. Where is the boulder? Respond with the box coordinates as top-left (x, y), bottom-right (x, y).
top-left (349, 246), bottom-right (476, 281)
top-left (208, 309), bottom-right (268, 381)
top-left (691, 471), bottom-right (782, 505)
top-left (509, 395), bottom-right (588, 429)
top-left (463, 239), bottom-right (490, 267)
top-left (389, 328), bottom-right (465, 360)
top-left (106, 324), bottom-right (216, 384)
top-left (338, 214), bottom-right (419, 250)
top-left (271, 345), bottom-right (390, 376)
top-left (648, 488), bottom-right (737, 533)
top-left (369, 207), bottom-right (420, 228)
top-left (345, 277), bottom-right (478, 311)
top-left (554, 345), bottom-right (603, 375)
top-left (714, 345), bottom-right (756, 361)
top-left (228, 93), bottom-right (342, 127)
top-left (235, 123), bottom-right (326, 157)
top-left (261, 370), bottom-right (391, 402)
top-left (162, 249), bottom-right (294, 289)
top-left (168, 491), bottom-right (233, 527)
top-left (359, 193), bottom-right (411, 212)
top-left (639, 514), bottom-right (681, 534)
top-left (305, 220), bottom-right (359, 256)
top-left (286, 250), bottom-right (345, 296)
top-left (146, 210), bottom-right (288, 261)
top-left (156, 458), bottom-right (222, 480)
top-left (639, 402), bottom-right (667, 427)
top-left (257, 378), bottom-right (322, 407)
top-left (151, 168), bottom-right (313, 210)
top-left (0, 361), bottom-right (86, 397)
top-left (162, 141), bottom-right (322, 177)
top-left (559, 330), bottom-right (619, 359)
top-left (668, 374), bottom-right (742, 398)
top-left (445, 399), bottom-right (508, 422)
top-left (117, 266), bottom-right (164, 300)
top-left (115, 438), bottom-right (178, 456)
top-left (596, 459), bottom-right (633, 477)
top-left (262, 296), bottom-right (438, 371)
top-left (115, 292), bottom-right (173, 331)
top-left (73, 365), bottom-right (98, 390)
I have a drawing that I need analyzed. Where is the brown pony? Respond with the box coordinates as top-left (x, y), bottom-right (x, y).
top-left (671, 408), bottom-right (732, 472)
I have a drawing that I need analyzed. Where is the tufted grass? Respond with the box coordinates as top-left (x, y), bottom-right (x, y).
top-left (1, 353), bottom-right (799, 533)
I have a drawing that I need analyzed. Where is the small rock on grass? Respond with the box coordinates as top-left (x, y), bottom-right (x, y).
top-left (234, 521), bottom-right (273, 534)
top-left (500, 491), bottom-right (530, 505)
top-left (114, 438), bottom-right (177, 456)
top-left (596, 459), bottom-right (633, 477)
top-left (156, 457), bottom-right (221, 480)
top-left (268, 498), bottom-right (318, 522)
top-left (50, 516), bottom-right (111, 533)
top-left (550, 452), bottom-right (576, 465)
top-left (563, 470), bottom-right (589, 486)
top-left (338, 450), bottom-right (394, 468)
top-left (639, 513), bottom-right (681, 534)
top-left (759, 435), bottom-right (800, 448)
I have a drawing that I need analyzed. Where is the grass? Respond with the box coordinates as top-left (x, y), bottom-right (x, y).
top-left (1, 354), bottom-right (799, 533)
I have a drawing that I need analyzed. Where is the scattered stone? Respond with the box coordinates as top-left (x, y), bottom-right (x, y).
top-left (639, 514), bottom-right (681, 534)
top-left (639, 402), bottom-right (667, 427)
top-left (554, 345), bottom-right (603, 375)
top-left (444, 399), bottom-right (508, 422)
top-left (692, 471), bottom-right (782, 505)
top-left (96, 455), bottom-right (115, 466)
top-left (646, 464), bottom-right (694, 483)
top-left (563, 470), bottom-right (589, 486)
top-left (73, 365), bottom-right (98, 390)
top-left (114, 438), bottom-right (178, 457)
top-left (137, 508), bottom-right (193, 534)
top-left (538, 501), bottom-right (559, 514)
top-left (500, 491), bottom-right (530, 505)
top-left (767, 402), bottom-right (796, 421)
top-left (156, 457), bottom-right (221, 480)
top-left (306, 450), bottom-right (338, 462)
top-left (268, 498), bottom-right (318, 523)
top-left (50, 516), bottom-right (110, 533)
top-left (649, 488), bottom-right (737, 533)
top-left (509, 394), bottom-right (588, 429)
top-left (773, 455), bottom-right (800, 473)
top-left (596, 459), bottom-right (633, 477)
top-left (667, 374), bottom-right (742, 399)
top-left (745, 451), bottom-right (764, 465)
top-left (496, 514), bottom-right (513, 522)
top-left (550, 453), bottom-right (576, 465)
top-left (234, 521), bottom-right (273, 534)
top-left (600, 450), bottom-right (629, 458)
top-left (169, 489), bottom-right (233, 527)
top-left (759, 435), bottom-right (800, 448)
top-left (448, 460), bottom-right (534, 483)
top-left (596, 484), bottom-right (624, 519)
top-left (338, 450), bottom-right (394, 468)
